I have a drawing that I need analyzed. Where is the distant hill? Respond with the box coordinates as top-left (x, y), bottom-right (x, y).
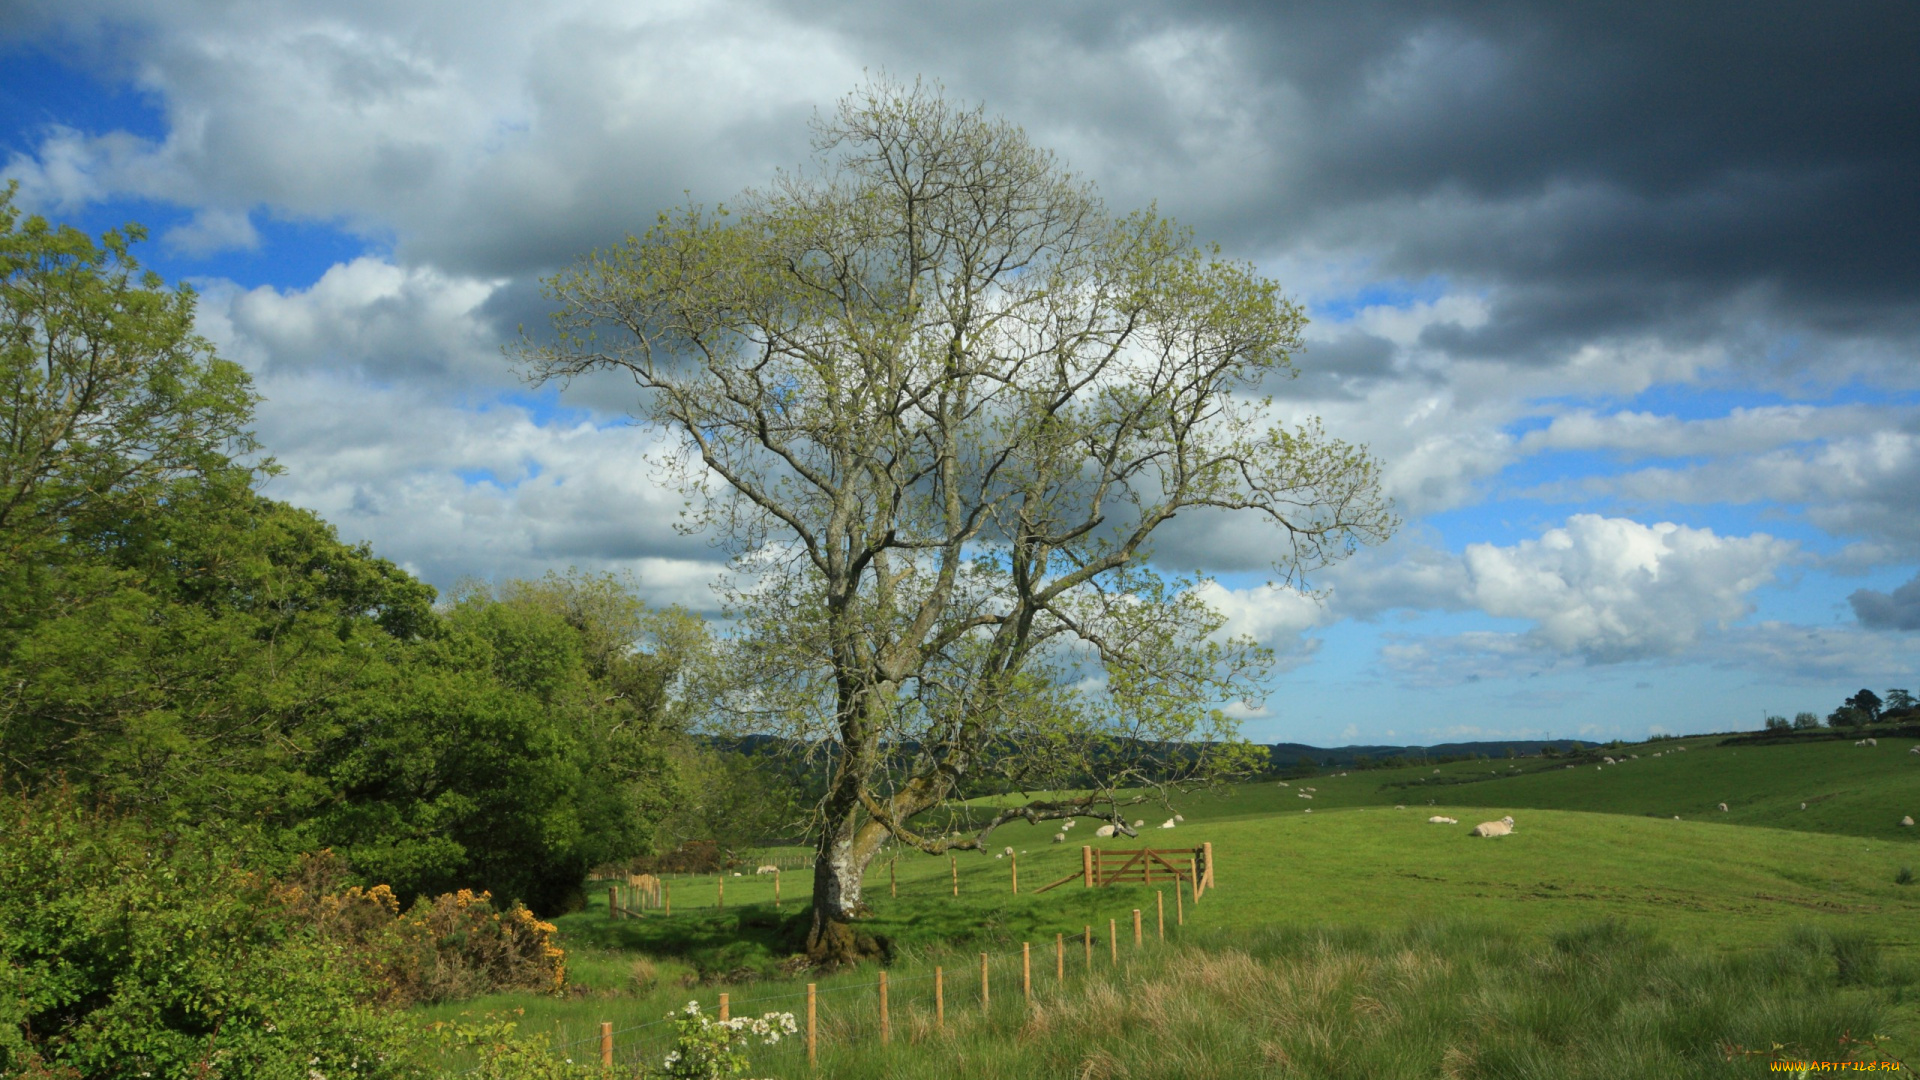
top-left (1265, 739), bottom-right (1596, 768)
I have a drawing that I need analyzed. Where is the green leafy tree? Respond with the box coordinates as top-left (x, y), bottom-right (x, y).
top-left (1764, 714), bottom-right (1790, 732)
top-left (311, 573), bottom-right (700, 913)
top-left (1833, 689), bottom-right (1884, 728)
top-left (1, 488), bottom-right (435, 832)
top-left (517, 79), bottom-right (1394, 962)
top-left (1880, 688), bottom-right (1912, 715)
top-left (0, 183), bottom-right (259, 568)
top-left (1792, 711), bottom-right (1822, 730)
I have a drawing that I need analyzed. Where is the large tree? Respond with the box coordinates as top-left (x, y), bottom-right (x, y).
top-left (518, 79), bottom-right (1395, 962)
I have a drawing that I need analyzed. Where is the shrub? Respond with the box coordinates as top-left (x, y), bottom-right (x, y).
top-left (276, 849), bottom-right (567, 1005)
top-left (0, 787), bottom-right (415, 1079)
top-left (390, 889), bottom-right (567, 1004)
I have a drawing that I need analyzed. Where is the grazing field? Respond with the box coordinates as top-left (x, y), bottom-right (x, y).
top-left (416, 732), bottom-right (1920, 1074)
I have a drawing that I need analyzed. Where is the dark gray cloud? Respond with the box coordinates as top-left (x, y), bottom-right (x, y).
top-left (1852, 574), bottom-right (1920, 632)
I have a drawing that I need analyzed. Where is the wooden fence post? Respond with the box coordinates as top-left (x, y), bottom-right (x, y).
top-left (935, 966), bottom-right (945, 1030)
top-left (1109, 919), bottom-right (1118, 966)
top-left (608, 886), bottom-right (618, 921)
top-left (1022, 942), bottom-right (1032, 1005)
top-left (1157, 891), bottom-right (1165, 940)
top-left (1083, 925), bottom-right (1092, 974)
top-left (879, 971), bottom-right (890, 1045)
top-left (1176, 879), bottom-right (1184, 925)
top-left (600, 1021), bottom-right (612, 1068)
top-left (890, 857), bottom-right (897, 899)
top-left (719, 992), bottom-right (729, 1022)
top-left (775, 868), bottom-right (781, 908)
top-left (718, 875), bottom-right (724, 910)
top-left (1133, 909), bottom-right (1142, 949)
top-left (1082, 845), bottom-right (1093, 888)
top-left (980, 952), bottom-right (990, 1013)
top-left (1056, 932), bottom-right (1064, 982)
top-left (1011, 852), bottom-right (1018, 895)
top-left (1190, 856), bottom-right (1199, 905)
top-left (807, 983), bottom-right (817, 1069)
top-left (951, 854), bottom-right (958, 898)
top-left (665, 879), bottom-right (672, 916)
top-left (1203, 841), bottom-right (1215, 890)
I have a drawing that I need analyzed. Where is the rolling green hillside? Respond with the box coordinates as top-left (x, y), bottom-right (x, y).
top-left (1165, 732), bottom-right (1920, 843)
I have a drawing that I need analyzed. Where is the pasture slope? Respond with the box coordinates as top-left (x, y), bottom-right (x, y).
top-left (422, 732), bottom-right (1920, 1074)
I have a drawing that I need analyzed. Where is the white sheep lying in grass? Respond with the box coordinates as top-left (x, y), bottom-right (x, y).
top-left (1095, 824), bottom-right (1117, 838)
top-left (1160, 819), bottom-right (1177, 829)
top-left (1428, 816), bottom-right (1458, 824)
top-left (1471, 820), bottom-right (1512, 837)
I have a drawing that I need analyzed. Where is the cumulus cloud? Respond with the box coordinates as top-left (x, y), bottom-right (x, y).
top-left (202, 256), bottom-right (508, 386)
top-left (1556, 426), bottom-right (1920, 561)
top-left (1465, 516), bottom-right (1793, 662)
top-left (1190, 580), bottom-right (1326, 673)
top-left (1346, 514), bottom-right (1795, 665)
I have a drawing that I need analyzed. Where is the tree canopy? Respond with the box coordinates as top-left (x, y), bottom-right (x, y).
top-left (519, 78), bottom-right (1395, 961)
top-left (0, 187), bottom-right (699, 914)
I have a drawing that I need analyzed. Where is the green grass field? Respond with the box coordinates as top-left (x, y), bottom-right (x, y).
top-left (414, 730), bottom-right (1920, 1075)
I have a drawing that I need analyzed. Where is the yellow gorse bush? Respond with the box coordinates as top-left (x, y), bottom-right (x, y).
top-left (274, 851), bottom-right (568, 1005)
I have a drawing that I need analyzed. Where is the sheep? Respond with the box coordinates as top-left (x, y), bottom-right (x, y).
top-left (1159, 819), bottom-right (1177, 829)
top-left (1132, 819), bottom-right (1145, 829)
top-left (1718, 803), bottom-right (1728, 813)
top-left (1902, 817), bottom-right (1915, 828)
top-left (1277, 781), bottom-right (1290, 787)
top-left (1869, 738), bottom-right (1879, 747)
top-left (1428, 816), bottom-right (1458, 824)
top-left (1095, 824), bottom-right (1117, 838)
top-left (1173, 814), bottom-right (1185, 823)
top-left (755, 865), bottom-right (779, 875)
top-left (1298, 793), bottom-right (1312, 799)
top-left (1052, 832), bottom-right (1067, 843)
top-left (1470, 820), bottom-right (1512, 837)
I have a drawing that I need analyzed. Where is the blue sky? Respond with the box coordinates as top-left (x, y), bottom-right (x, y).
top-left (4, 1), bottom-right (1916, 746)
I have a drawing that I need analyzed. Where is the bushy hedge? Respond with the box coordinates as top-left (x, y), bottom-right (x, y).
top-left (0, 787), bottom-right (417, 1079)
top-left (1, 790), bottom-right (575, 1077)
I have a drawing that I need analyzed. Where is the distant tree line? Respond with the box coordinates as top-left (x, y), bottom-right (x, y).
top-left (1763, 688), bottom-right (1917, 733)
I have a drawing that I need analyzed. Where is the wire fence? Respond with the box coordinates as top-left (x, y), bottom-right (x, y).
top-left (446, 875), bottom-right (1207, 1075)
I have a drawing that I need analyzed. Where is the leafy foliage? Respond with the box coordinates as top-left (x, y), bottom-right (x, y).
top-left (0, 785), bottom-right (416, 1079)
top-left (0, 193), bottom-right (698, 916)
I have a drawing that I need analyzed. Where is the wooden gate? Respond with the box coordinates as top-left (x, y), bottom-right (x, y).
top-left (1036, 843), bottom-right (1214, 897)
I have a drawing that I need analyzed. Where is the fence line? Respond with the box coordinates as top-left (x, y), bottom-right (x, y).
top-left (538, 844), bottom-right (1222, 1074)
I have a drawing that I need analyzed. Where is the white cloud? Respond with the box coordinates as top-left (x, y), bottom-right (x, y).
top-left (1347, 515), bottom-right (1796, 672)
top-left (1516, 403), bottom-right (1892, 459)
top-left (200, 256), bottom-right (509, 386)
top-left (1463, 515), bottom-right (1793, 662)
top-left (163, 206), bottom-right (258, 255)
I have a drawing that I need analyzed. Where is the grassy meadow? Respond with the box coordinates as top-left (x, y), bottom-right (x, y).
top-left (417, 731), bottom-right (1920, 1075)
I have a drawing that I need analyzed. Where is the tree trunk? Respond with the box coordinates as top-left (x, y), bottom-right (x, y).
top-left (806, 796), bottom-right (888, 965)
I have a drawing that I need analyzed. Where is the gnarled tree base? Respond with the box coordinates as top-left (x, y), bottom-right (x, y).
top-left (806, 909), bottom-right (888, 968)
